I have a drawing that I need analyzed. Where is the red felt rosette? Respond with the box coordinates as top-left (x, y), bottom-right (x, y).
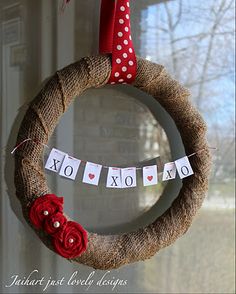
top-left (52, 221), bottom-right (88, 259)
top-left (43, 212), bottom-right (67, 237)
top-left (29, 194), bottom-right (63, 229)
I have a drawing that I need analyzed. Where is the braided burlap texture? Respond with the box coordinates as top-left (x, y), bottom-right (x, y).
top-left (14, 55), bottom-right (211, 270)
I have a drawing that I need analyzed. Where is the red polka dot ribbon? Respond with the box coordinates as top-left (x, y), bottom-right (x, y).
top-left (99, 0), bottom-right (137, 84)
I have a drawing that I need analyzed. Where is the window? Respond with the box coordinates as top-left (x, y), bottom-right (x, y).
top-left (0, 1), bottom-right (235, 293)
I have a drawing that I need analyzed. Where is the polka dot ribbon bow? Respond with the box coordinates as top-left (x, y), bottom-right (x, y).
top-left (99, 0), bottom-right (137, 84)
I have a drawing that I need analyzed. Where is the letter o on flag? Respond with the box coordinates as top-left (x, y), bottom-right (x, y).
top-left (64, 165), bottom-right (73, 177)
top-left (125, 176), bottom-right (133, 187)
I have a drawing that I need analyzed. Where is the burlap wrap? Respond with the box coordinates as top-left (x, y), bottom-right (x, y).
top-left (14, 56), bottom-right (211, 270)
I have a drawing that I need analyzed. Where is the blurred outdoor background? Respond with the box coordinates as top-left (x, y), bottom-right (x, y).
top-left (0, 0), bottom-right (235, 293)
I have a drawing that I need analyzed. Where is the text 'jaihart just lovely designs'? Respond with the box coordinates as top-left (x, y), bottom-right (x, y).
top-left (44, 148), bottom-right (194, 188)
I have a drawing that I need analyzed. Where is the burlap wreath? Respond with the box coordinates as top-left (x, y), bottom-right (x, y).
top-left (14, 55), bottom-right (211, 270)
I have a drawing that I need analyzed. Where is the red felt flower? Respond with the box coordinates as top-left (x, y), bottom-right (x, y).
top-left (52, 221), bottom-right (88, 259)
top-left (43, 212), bottom-right (67, 238)
top-left (29, 194), bottom-right (63, 229)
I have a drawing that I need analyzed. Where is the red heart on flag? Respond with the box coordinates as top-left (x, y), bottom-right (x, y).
top-left (147, 176), bottom-right (153, 181)
top-left (89, 173), bottom-right (95, 180)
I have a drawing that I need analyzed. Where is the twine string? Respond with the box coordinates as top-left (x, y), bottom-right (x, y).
top-left (11, 138), bottom-right (216, 172)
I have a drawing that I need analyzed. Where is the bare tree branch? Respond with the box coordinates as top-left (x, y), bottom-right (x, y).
top-left (172, 31), bottom-right (235, 44)
top-left (186, 71), bottom-right (234, 87)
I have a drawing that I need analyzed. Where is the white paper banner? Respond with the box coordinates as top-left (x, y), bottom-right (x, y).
top-left (45, 148), bottom-right (66, 173)
top-left (106, 167), bottom-right (122, 188)
top-left (44, 147), bottom-right (195, 188)
top-left (121, 167), bottom-right (137, 188)
top-left (175, 156), bottom-right (194, 179)
top-left (59, 155), bottom-right (81, 180)
top-left (143, 165), bottom-right (158, 186)
top-left (82, 162), bottom-right (102, 186)
top-left (162, 162), bottom-right (177, 181)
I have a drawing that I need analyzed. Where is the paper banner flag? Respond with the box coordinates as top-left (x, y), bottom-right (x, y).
top-left (121, 167), bottom-right (137, 188)
top-left (59, 155), bottom-right (81, 180)
top-left (162, 162), bottom-right (177, 181)
top-left (44, 147), bottom-right (195, 187)
top-left (45, 148), bottom-right (66, 173)
top-left (106, 167), bottom-right (122, 188)
top-left (175, 156), bottom-right (194, 179)
top-left (143, 165), bottom-right (158, 186)
top-left (82, 162), bottom-right (102, 186)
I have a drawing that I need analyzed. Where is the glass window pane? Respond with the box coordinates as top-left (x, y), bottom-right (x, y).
top-left (0, 1), bottom-right (234, 293)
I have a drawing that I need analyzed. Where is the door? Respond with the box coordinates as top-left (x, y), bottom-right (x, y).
top-left (1, 0), bottom-right (235, 293)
